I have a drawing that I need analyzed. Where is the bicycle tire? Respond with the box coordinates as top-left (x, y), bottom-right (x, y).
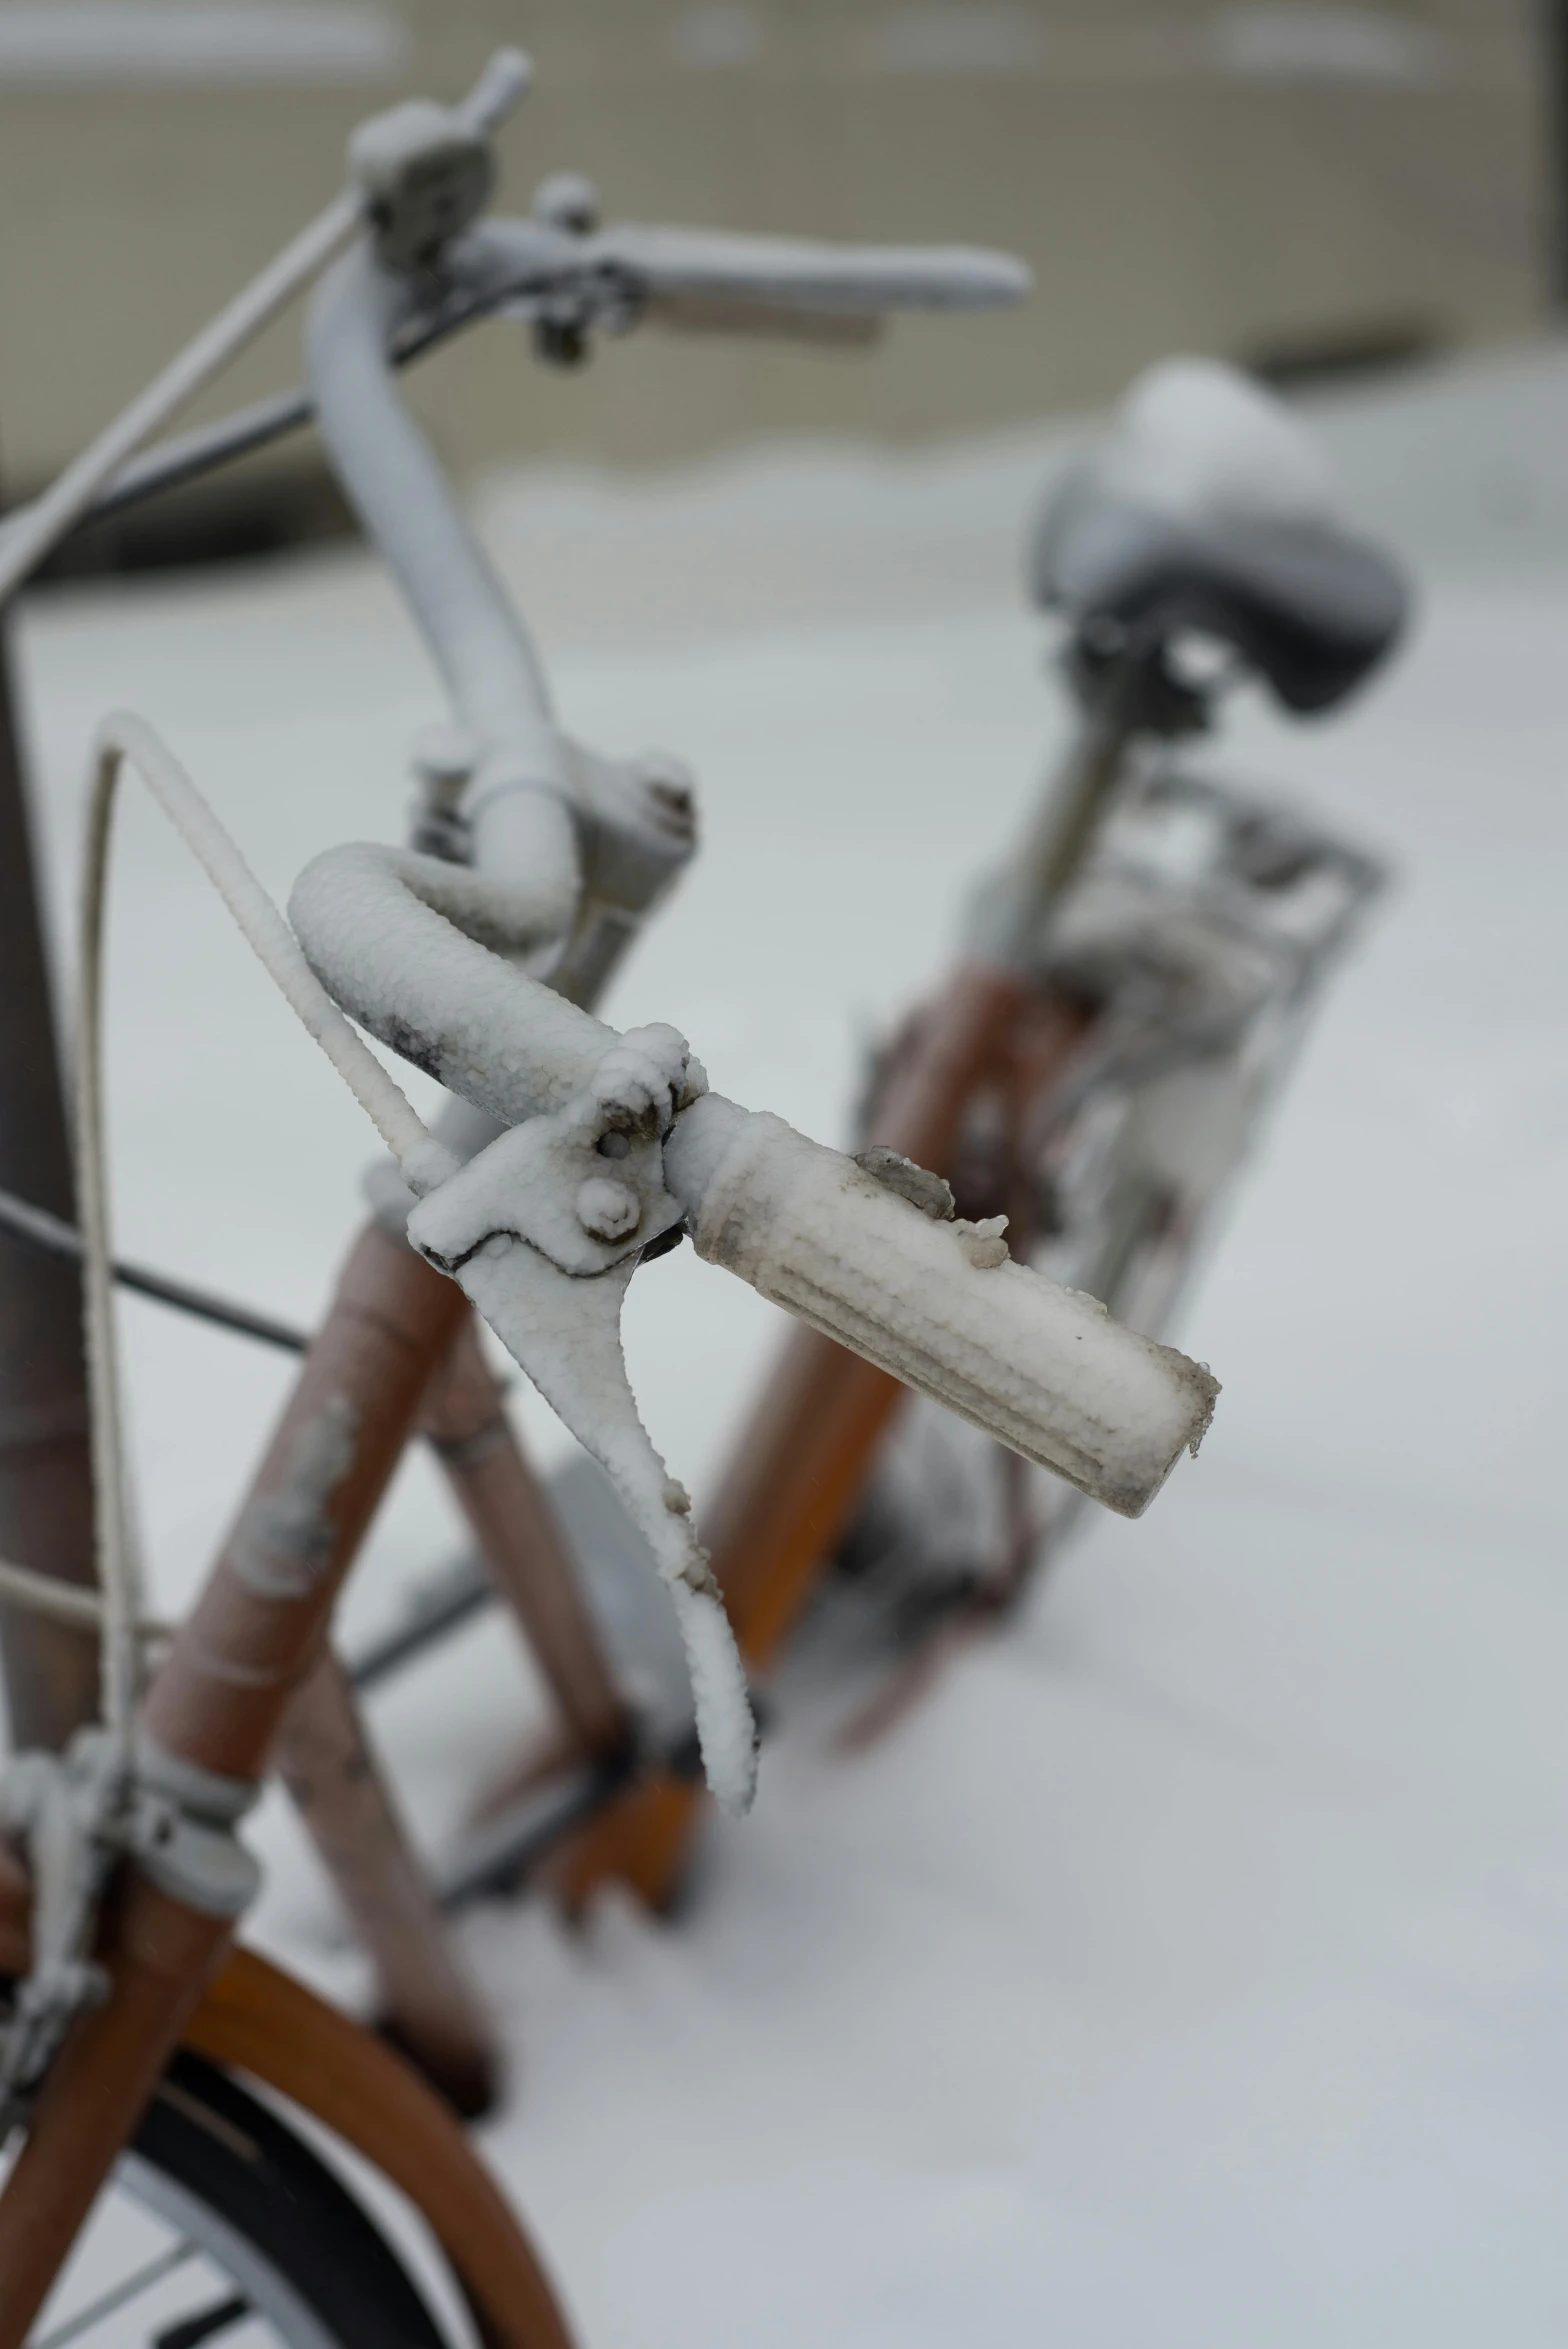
top-left (27, 2049), bottom-right (451, 2349)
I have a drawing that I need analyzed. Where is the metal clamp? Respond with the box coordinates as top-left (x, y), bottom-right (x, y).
top-left (0, 1731), bottom-right (260, 2135)
top-left (345, 50), bottom-right (533, 275)
top-left (408, 1022), bottom-right (699, 1280)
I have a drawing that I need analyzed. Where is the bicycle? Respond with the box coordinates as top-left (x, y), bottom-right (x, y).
top-left (1, 46), bottom-right (1044, 2121)
top-left (821, 354), bottom-right (1406, 1727)
top-left (0, 53), bottom-right (1214, 2348)
top-left (550, 354), bottom-right (1405, 1904)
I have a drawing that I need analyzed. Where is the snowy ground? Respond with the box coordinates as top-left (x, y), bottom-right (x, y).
top-left (11, 336), bottom-right (1568, 2344)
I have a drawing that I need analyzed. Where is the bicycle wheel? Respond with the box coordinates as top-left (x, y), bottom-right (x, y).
top-left (24, 2049), bottom-right (450, 2349)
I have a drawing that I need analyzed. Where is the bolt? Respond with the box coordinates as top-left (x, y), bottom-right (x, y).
top-left (410, 723), bottom-right (482, 816)
top-left (533, 171), bottom-right (599, 235)
top-left (576, 1177), bottom-right (640, 1243)
top-left (632, 750), bottom-right (698, 830)
top-left (648, 777), bottom-right (694, 819)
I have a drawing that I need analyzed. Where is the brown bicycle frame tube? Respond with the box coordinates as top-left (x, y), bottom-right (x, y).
top-left (274, 1648), bottom-right (498, 2117)
top-left (268, 1306), bottom-right (630, 2109)
top-left (267, 1251), bottom-right (626, 2097)
top-left (0, 1872), bottom-right (234, 2346)
top-left (140, 1218), bottom-right (469, 1777)
top-left (262, 1245), bottom-right (625, 2102)
top-left (160, 1220), bottom-right (506, 2100)
top-left (0, 1222), bottom-right (472, 2319)
top-left (554, 964), bottom-right (1093, 1913)
top-left (151, 1217), bottom-right (620, 1943)
top-left (420, 1316), bottom-right (628, 1762)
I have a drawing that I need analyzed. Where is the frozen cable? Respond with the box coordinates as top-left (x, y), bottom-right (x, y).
top-left (0, 195), bottom-right (365, 604)
top-left (0, 1557), bottom-right (168, 1644)
top-left (79, 715), bottom-right (457, 1735)
top-left (0, 49), bottom-right (533, 594)
top-left (0, 1180), bottom-right (309, 1354)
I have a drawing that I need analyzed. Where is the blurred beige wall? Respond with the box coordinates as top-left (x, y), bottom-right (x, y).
top-left (0, 0), bottom-right (1551, 495)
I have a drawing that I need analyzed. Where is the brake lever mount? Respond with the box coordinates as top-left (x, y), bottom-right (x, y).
top-left (408, 1022), bottom-right (699, 1278)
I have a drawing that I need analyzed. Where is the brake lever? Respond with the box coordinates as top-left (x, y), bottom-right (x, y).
top-left (404, 1025), bottom-right (760, 1817)
top-left (644, 292), bottom-right (884, 348)
top-left (431, 204), bottom-right (1029, 372)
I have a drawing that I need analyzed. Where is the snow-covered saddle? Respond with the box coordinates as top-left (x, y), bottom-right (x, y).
top-left (1031, 357), bottom-right (1408, 713)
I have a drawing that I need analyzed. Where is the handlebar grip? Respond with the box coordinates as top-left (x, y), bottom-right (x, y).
top-left (684, 1110), bottom-right (1217, 1517)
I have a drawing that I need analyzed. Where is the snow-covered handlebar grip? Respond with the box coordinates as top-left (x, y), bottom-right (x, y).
top-left (670, 1101), bottom-right (1217, 1516)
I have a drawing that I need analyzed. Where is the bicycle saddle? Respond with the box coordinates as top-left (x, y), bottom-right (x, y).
top-left (1031, 358), bottom-right (1408, 714)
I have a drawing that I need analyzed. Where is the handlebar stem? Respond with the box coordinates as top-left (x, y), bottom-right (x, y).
top-left (305, 243), bottom-right (580, 944)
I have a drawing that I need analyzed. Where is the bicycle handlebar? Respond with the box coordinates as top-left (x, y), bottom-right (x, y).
top-left (304, 120), bottom-right (1030, 961)
top-left (290, 842), bottom-right (1218, 1518)
top-left (29, 218), bottom-right (1029, 558)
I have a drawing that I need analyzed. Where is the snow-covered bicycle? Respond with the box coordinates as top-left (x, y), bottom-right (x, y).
top-left (0, 52), bottom-right (1215, 2348)
top-left (828, 358), bottom-right (1404, 1736)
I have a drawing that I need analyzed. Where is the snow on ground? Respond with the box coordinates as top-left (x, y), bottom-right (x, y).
top-left (11, 336), bottom-right (1568, 2344)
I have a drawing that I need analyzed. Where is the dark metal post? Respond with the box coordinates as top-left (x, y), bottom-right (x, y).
top-left (1543, 2), bottom-right (1568, 308)
top-left (0, 595), bottom-right (99, 1749)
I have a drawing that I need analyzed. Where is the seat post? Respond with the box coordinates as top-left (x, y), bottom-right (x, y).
top-left (0, 573), bottom-right (101, 1752)
top-left (968, 660), bottom-right (1149, 972)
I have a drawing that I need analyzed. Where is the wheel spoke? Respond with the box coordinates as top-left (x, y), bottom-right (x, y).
top-left (30, 2239), bottom-right (198, 2348)
top-left (154, 2290), bottom-right (253, 2349)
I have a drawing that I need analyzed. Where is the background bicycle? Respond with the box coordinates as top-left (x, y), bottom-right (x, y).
top-left (816, 358), bottom-right (1399, 1722)
top-left (533, 357), bottom-right (1403, 1912)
